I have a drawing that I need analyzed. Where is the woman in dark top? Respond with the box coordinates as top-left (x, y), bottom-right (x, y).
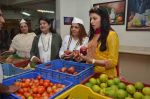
top-left (30, 17), bottom-right (62, 63)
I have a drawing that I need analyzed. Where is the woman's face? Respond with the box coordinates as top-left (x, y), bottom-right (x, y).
top-left (90, 13), bottom-right (101, 30)
top-left (71, 23), bottom-right (80, 37)
top-left (20, 23), bottom-right (28, 33)
top-left (40, 20), bottom-right (50, 34)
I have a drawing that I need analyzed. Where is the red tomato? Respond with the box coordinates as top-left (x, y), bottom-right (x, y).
top-left (18, 89), bottom-right (24, 94)
top-left (44, 82), bottom-right (49, 88)
top-left (23, 88), bottom-right (28, 92)
top-left (44, 79), bottom-right (50, 83)
top-left (37, 75), bottom-right (42, 80)
top-left (39, 79), bottom-right (44, 86)
top-left (24, 92), bottom-right (31, 98)
top-left (47, 87), bottom-right (52, 93)
top-left (33, 87), bottom-right (38, 93)
top-left (34, 79), bottom-right (39, 83)
top-left (20, 95), bottom-right (25, 99)
top-left (38, 86), bottom-right (45, 94)
top-left (25, 79), bottom-right (30, 83)
top-left (57, 84), bottom-right (62, 88)
top-left (49, 82), bottom-right (53, 86)
top-left (14, 82), bottom-right (21, 87)
top-left (42, 96), bottom-right (49, 99)
top-left (42, 92), bottom-right (49, 97)
top-left (36, 94), bottom-right (41, 98)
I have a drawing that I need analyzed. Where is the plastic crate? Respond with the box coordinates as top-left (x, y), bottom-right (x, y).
top-left (36, 59), bottom-right (94, 85)
top-left (2, 64), bottom-right (31, 78)
top-left (2, 71), bottom-right (73, 99)
top-left (55, 84), bottom-right (111, 99)
top-left (81, 73), bottom-right (150, 99)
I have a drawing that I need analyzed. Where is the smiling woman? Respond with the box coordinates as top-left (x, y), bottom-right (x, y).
top-left (30, 17), bottom-right (62, 63)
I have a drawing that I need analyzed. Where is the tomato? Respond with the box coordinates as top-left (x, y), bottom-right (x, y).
top-left (56, 84), bottom-right (62, 88)
top-left (36, 94), bottom-right (41, 98)
top-left (21, 83), bottom-right (26, 88)
top-left (44, 79), bottom-right (50, 83)
top-left (38, 86), bottom-right (45, 94)
top-left (47, 87), bottom-right (52, 93)
top-left (37, 75), bottom-right (42, 80)
top-left (44, 82), bottom-right (49, 88)
top-left (14, 82), bottom-right (21, 87)
top-left (34, 79), bottom-right (39, 83)
top-left (49, 82), bottom-right (53, 86)
top-left (42, 96), bottom-right (49, 99)
top-left (25, 79), bottom-right (30, 83)
top-left (33, 87), bottom-right (38, 93)
top-left (61, 85), bottom-right (65, 88)
top-left (18, 89), bottom-right (24, 94)
top-left (42, 92), bottom-right (49, 97)
top-left (39, 79), bottom-right (44, 86)
top-left (24, 92), bottom-right (31, 98)
top-left (20, 95), bottom-right (25, 99)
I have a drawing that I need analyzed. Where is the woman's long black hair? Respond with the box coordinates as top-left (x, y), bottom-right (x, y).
top-left (89, 7), bottom-right (111, 51)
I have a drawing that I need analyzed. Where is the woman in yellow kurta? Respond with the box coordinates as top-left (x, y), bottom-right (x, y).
top-left (80, 7), bottom-right (119, 78)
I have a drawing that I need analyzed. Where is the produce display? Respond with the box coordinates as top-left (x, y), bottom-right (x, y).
top-left (84, 74), bottom-right (150, 99)
top-left (57, 66), bottom-right (78, 75)
top-left (0, 54), bottom-right (29, 68)
top-left (14, 75), bottom-right (65, 99)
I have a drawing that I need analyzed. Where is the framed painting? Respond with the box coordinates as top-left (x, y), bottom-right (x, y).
top-left (126, 0), bottom-right (150, 31)
top-left (94, 0), bottom-right (126, 25)
top-left (64, 17), bottom-right (73, 25)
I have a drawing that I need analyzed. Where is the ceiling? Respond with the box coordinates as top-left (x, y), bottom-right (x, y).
top-left (0, 0), bottom-right (55, 11)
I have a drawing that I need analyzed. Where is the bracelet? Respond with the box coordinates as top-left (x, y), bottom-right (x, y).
top-left (92, 59), bottom-right (95, 64)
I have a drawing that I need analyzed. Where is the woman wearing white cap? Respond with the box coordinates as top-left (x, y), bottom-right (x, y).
top-left (6, 19), bottom-right (36, 58)
top-left (59, 17), bottom-right (89, 60)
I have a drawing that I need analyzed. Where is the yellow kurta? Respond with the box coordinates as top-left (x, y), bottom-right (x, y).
top-left (94, 31), bottom-right (119, 78)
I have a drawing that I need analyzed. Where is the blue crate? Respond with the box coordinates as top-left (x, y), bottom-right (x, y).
top-left (36, 59), bottom-right (94, 85)
top-left (2, 71), bottom-right (73, 99)
top-left (2, 64), bottom-right (31, 78)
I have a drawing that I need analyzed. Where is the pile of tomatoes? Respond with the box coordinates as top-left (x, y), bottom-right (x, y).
top-left (14, 75), bottom-right (65, 99)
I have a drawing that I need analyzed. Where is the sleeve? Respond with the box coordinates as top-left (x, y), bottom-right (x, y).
top-left (59, 35), bottom-right (69, 58)
top-left (30, 36), bottom-right (38, 59)
top-left (56, 33), bottom-right (62, 59)
top-left (107, 31), bottom-right (119, 68)
top-left (0, 64), bottom-right (3, 83)
top-left (9, 35), bottom-right (18, 51)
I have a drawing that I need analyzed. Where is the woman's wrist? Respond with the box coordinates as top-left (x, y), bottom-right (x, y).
top-left (92, 59), bottom-right (96, 64)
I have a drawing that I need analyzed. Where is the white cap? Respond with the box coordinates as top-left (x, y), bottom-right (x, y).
top-left (20, 19), bottom-right (26, 24)
top-left (72, 17), bottom-right (84, 25)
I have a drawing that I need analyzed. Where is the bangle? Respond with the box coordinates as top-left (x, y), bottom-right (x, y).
top-left (92, 59), bottom-right (95, 64)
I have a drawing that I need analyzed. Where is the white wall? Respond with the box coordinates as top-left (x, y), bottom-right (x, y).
top-left (56, 0), bottom-right (150, 51)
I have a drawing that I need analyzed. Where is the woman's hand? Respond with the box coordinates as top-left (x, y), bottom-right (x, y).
top-left (63, 53), bottom-right (73, 59)
top-left (63, 50), bottom-right (73, 60)
top-left (79, 54), bottom-right (92, 63)
top-left (32, 56), bottom-right (41, 63)
top-left (1, 50), bottom-right (14, 55)
top-left (8, 85), bottom-right (20, 93)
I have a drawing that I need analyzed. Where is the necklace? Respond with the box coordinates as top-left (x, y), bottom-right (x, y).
top-left (67, 36), bottom-right (80, 50)
top-left (41, 35), bottom-right (50, 52)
